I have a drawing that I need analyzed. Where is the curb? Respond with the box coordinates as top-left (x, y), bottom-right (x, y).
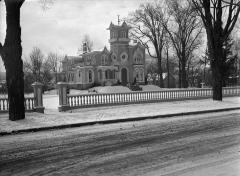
top-left (1, 107), bottom-right (240, 136)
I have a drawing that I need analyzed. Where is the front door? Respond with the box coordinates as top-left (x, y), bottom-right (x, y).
top-left (121, 68), bottom-right (128, 85)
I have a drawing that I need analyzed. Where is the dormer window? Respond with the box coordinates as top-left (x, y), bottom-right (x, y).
top-left (112, 31), bottom-right (117, 38)
top-left (101, 55), bottom-right (108, 65)
top-left (121, 31), bottom-right (126, 38)
top-left (134, 50), bottom-right (143, 64)
top-left (134, 54), bottom-right (142, 64)
top-left (110, 31), bottom-right (114, 39)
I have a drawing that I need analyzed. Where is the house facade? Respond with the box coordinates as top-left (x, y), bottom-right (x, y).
top-left (61, 22), bottom-right (146, 89)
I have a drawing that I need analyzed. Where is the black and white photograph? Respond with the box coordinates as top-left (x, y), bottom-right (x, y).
top-left (0, 0), bottom-right (240, 175)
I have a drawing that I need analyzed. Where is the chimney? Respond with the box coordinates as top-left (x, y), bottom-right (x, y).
top-left (83, 42), bottom-right (87, 54)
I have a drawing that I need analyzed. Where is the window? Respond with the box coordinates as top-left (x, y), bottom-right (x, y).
top-left (120, 52), bottom-right (128, 61)
top-left (79, 71), bottom-right (81, 78)
top-left (101, 55), bottom-right (108, 65)
top-left (121, 31), bottom-right (126, 38)
top-left (86, 56), bottom-right (91, 65)
top-left (134, 68), bottom-right (144, 82)
top-left (111, 53), bottom-right (117, 62)
top-left (105, 69), bottom-right (110, 79)
top-left (134, 53), bottom-right (142, 64)
top-left (91, 56), bottom-right (96, 65)
top-left (98, 70), bottom-right (102, 80)
top-left (110, 31), bottom-right (113, 39)
top-left (89, 70), bottom-right (93, 83)
top-left (112, 31), bottom-right (117, 38)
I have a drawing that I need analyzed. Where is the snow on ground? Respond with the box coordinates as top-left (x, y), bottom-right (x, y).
top-left (43, 89), bottom-right (89, 95)
top-left (140, 85), bottom-right (162, 91)
top-left (0, 97), bottom-right (239, 133)
top-left (0, 93), bottom-right (33, 98)
top-left (89, 86), bottom-right (132, 93)
top-left (69, 89), bottom-right (89, 95)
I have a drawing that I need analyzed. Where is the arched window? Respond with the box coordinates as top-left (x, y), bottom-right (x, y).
top-left (110, 31), bottom-right (113, 39)
top-left (79, 71), bottom-right (81, 78)
top-left (113, 31), bottom-right (117, 38)
top-left (89, 70), bottom-right (93, 83)
top-left (98, 70), bottom-right (102, 80)
top-left (105, 69), bottom-right (111, 79)
top-left (134, 53), bottom-right (142, 64)
top-left (101, 55), bottom-right (107, 65)
top-left (121, 31), bottom-right (126, 38)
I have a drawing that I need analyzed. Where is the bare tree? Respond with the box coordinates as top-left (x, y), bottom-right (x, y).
top-left (39, 0), bottom-right (54, 10)
top-left (45, 52), bottom-right (62, 83)
top-left (192, 0), bottom-right (240, 100)
top-left (24, 47), bottom-right (44, 82)
top-left (127, 3), bottom-right (168, 87)
top-left (0, 0), bottom-right (53, 120)
top-left (0, 0), bottom-right (25, 120)
top-left (159, 0), bottom-right (203, 88)
top-left (163, 35), bottom-right (171, 88)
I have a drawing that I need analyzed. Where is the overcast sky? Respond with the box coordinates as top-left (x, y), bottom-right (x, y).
top-left (0, 0), bottom-right (153, 72)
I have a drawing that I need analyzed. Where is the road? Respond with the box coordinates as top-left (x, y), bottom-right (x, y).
top-left (1, 110), bottom-right (240, 176)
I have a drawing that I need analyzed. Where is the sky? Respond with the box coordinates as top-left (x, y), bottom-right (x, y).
top-left (0, 0), bottom-right (153, 72)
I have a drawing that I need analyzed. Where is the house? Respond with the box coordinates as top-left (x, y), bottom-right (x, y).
top-left (0, 72), bottom-right (6, 83)
top-left (61, 22), bottom-right (146, 89)
top-left (147, 72), bottom-right (176, 88)
top-left (0, 72), bottom-right (6, 93)
top-left (162, 73), bottom-right (176, 88)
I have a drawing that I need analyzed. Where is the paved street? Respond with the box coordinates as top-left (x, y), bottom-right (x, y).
top-left (1, 110), bottom-right (240, 176)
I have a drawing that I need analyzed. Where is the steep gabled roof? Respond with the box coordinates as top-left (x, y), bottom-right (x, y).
top-left (107, 21), bottom-right (130, 30)
top-left (102, 46), bottom-right (110, 54)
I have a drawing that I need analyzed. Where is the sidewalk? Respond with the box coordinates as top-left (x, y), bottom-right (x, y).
top-left (0, 97), bottom-right (239, 135)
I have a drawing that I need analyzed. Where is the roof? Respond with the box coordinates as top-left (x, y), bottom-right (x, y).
top-left (63, 55), bottom-right (83, 62)
top-left (80, 51), bottom-right (102, 57)
top-left (107, 21), bottom-right (131, 30)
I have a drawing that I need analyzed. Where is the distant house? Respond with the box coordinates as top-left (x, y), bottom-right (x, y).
top-left (0, 72), bottom-right (6, 83)
top-left (0, 72), bottom-right (6, 93)
top-left (147, 72), bottom-right (176, 88)
top-left (162, 73), bottom-right (176, 88)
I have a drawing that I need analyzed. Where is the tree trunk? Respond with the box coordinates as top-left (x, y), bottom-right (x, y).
top-left (1, 0), bottom-right (25, 120)
top-left (181, 59), bottom-right (188, 88)
top-left (166, 47), bottom-right (170, 88)
top-left (178, 60), bottom-right (182, 88)
top-left (181, 48), bottom-right (188, 88)
top-left (191, 66), bottom-right (194, 87)
top-left (211, 49), bottom-right (223, 101)
top-left (157, 56), bottom-right (164, 88)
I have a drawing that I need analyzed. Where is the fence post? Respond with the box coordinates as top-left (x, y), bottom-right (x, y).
top-left (32, 82), bottom-right (44, 113)
top-left (57, 82), bottom-right (70, 112)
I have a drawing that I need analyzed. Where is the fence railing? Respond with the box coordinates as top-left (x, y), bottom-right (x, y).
top-left (0, 82), bottom-right (45, 114)
top-left (56, 83), bottom-right (239, 111)
top-left (0, 97), bottom-right (35, 113)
